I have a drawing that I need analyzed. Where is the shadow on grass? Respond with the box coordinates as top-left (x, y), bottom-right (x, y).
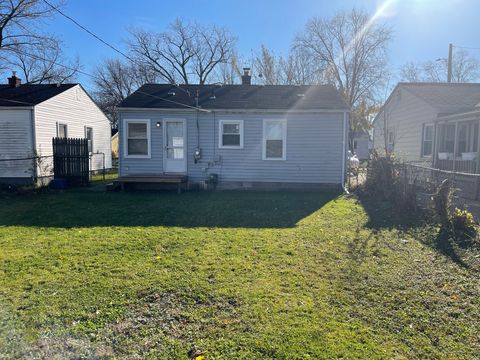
top-left (356, 191), bottom-right (473, 270)
top-left (0, 190), bottom-right (340, 229)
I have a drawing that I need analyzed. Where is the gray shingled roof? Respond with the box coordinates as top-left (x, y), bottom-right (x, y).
top-left (400, 83), bottom-right (480, 115)
top-left (0, 84), bottom-right (77, 107)
top-left (118, 84), bottom-right (349, 111)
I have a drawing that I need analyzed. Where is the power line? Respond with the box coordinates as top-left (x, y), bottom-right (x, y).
top-left (6, 47), bottom-right (210, 112)
top-left (453, 44), bottom-right (480, 51)
top-left (42, 0), bottom-right (135, 64)
top-left (41, 0), bottom-right (193, 97)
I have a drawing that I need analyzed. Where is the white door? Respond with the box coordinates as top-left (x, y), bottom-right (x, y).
top-left (163, 119), bottom-right (186, 173)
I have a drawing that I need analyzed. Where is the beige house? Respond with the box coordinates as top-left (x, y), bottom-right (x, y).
top-left (373, 83), bottom-right (480, 173)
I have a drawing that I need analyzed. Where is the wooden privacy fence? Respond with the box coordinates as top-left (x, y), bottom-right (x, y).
top-left (52, 137), bottom-right (89, 185)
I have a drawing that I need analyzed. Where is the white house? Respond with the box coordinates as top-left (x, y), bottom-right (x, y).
top-left (0, 74), bottom-right (112, 185)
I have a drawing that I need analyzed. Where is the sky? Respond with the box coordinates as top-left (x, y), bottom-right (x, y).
top-left (38, 0), bottom-right (480, 90)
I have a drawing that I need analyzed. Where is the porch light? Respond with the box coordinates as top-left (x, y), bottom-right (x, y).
top-left (156, 122), bottom-right (161, 128)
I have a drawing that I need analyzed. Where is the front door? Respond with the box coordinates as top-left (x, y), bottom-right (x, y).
top-left (163, 119), bottom-right (186, 173)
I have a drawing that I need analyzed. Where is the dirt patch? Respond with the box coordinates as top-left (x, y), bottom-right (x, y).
top-left (2, 291), bottom-right (242, 359)
top-left (96, 290), bottom-right (243, 358)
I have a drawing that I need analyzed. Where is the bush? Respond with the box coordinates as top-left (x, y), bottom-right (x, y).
top-left (450, 208), bottom-right (476, 236)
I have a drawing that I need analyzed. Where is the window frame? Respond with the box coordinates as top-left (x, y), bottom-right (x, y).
top-left (262, 119), bottom-right (287, 161)
top-left (85, 126), bottom-right (93, 154)
top-left (57, 123), bottom-right (68, 138)
top-left (421, 123), bottom-right (434, 157)
top-left (218, 119), bottom-right (244, 149)
top-left (123, 119), bottom-right (151, 159)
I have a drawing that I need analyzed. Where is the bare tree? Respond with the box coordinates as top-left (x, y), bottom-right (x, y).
top-left (294, 8), bottom-right (392, 149)
top-left (0, 0), bottom-right (80, 83)
top-left (0, 0), bottom-right (59, 50)
top-left (254, 45), bottom-right (281, 85)
top-left (400, 48), bottom-right (480, 83)
top-left (128, 18), bottom-right (236, 85)
top-left (6, 39), bottom-right (79, 83)
top-left (93, 58), bottom-right (159, 127)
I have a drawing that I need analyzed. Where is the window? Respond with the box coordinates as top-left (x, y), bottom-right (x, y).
top-left (422, 124), bottom-right (433, 157)
top-left (219, 120), bottom-right (243, 148)
top-left (57, 123), bottom-right (67, 138)
top-left (353, 140), bottom-right (358, 150)
top-left (124, 119), bottom-right (150, 158)
top-left (85, 126), bottom-right (93, 154)
top-left (263, 119), bottom-right (286, 160)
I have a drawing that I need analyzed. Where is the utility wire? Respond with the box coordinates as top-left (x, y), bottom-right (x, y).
top-left (6, 47), bottom-right (210, 112)
top-left (41, 0), bottom-right (193, 97)
top-left (42, 0), bottom-right (135, 63)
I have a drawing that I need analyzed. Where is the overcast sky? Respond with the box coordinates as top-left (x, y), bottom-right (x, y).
top-left (41, 0), bottom-right (480, 89)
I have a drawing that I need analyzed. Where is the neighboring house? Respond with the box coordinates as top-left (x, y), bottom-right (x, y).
top-left (352, 130), bottom-right (371, 160)
top-left (111, 132), bottom-right (119, 158)
top-left (117, 70), bottom-right (350, 190)
top-left (373, 83), bottom-right (480, 173)
top-left (0, 74), bottom-right (112, 185)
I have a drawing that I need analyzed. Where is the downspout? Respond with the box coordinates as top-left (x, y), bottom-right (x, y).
top-left (342, 111), bottom-right (348, 193)
top-left (31, 107), bottom-right (37, 184)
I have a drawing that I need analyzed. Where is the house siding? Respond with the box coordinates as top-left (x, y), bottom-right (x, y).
top-left (34, 85), bottom-right (112, 178)
top-left (373, 86), bottom-right (437, 164)
top-left (119, 110), bottom-right (345, 185)
top-left (0, 109), bottom-right (34, 181)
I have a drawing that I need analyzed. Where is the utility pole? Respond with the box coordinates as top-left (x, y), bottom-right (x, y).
top-left (447, 43), bottom-right (453, 83)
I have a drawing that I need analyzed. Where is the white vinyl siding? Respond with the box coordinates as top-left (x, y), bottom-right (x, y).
top-left (0, 109), bottom-right (34, 179)
top-left (124, 119), bottom-right (151, 158)
top-left (219, 120), bottom-right (243, 149)
top-left (263, 119), bottom-right (287, 160)
top-left (34, 85), bottom-right (112, 176)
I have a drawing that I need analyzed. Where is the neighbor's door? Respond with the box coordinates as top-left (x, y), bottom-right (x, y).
top-left (163, 119), bottom-right (186, 173)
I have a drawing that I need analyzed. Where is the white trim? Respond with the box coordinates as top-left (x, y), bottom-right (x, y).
top-left (123, 119), bottom-right (151, 159)
top-left (218, 119), bottom-right (244, 149)
top-left (56, 122), bottom-right (68, 138)
top-left (84, 125), bottom-right (94, 154)
top-left (262, 119), bottom-right (287, 161)
top-left (421, 123), bottom-right (434, 158)
top-left (163, 118), bottom-right (187, 173)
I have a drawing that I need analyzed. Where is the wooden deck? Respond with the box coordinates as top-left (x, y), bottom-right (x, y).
top-left (115, 175), bottom-right (188, 192)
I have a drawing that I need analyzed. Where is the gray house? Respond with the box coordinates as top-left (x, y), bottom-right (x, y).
top-left (117, 73), bottom-right (349, 190)
top-left (373, 83), bottom-right (480, 173)
top-left (0, 75), bottom-right (112, 185)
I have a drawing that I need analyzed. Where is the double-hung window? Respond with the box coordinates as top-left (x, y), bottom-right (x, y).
top-left (219, 120), bottom-right (243, 148)
top-left (57, 123), bottom-right (67, 138)
top-left (263, 119), bottom-right (287, 160)
top-left (85, 126), bottom-right (93, 154)
top-left (124, 119), bottom-right (150, 158)
top-left (422, 124), bottom-right (433, 157)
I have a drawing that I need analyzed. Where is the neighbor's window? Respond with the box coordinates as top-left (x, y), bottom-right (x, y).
top-left (263, 119), bottom-right (286, 160)
top-left (125, 120), bottom-right (150, 157)
top-left (85, 126), bottom-right (93, 153)
top-left (422, 124), bottom-right (433, 157)
top-left (57, 123), bottom-right (67, 138)
top-left (219, 120), bottom-right (243, 148)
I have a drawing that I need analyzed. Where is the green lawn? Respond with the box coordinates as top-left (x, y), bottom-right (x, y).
top-left (0, 189), bottom-right (479, 359)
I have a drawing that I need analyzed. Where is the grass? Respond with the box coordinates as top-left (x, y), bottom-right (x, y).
top-left (0, 189), bottom-right (479, 359)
